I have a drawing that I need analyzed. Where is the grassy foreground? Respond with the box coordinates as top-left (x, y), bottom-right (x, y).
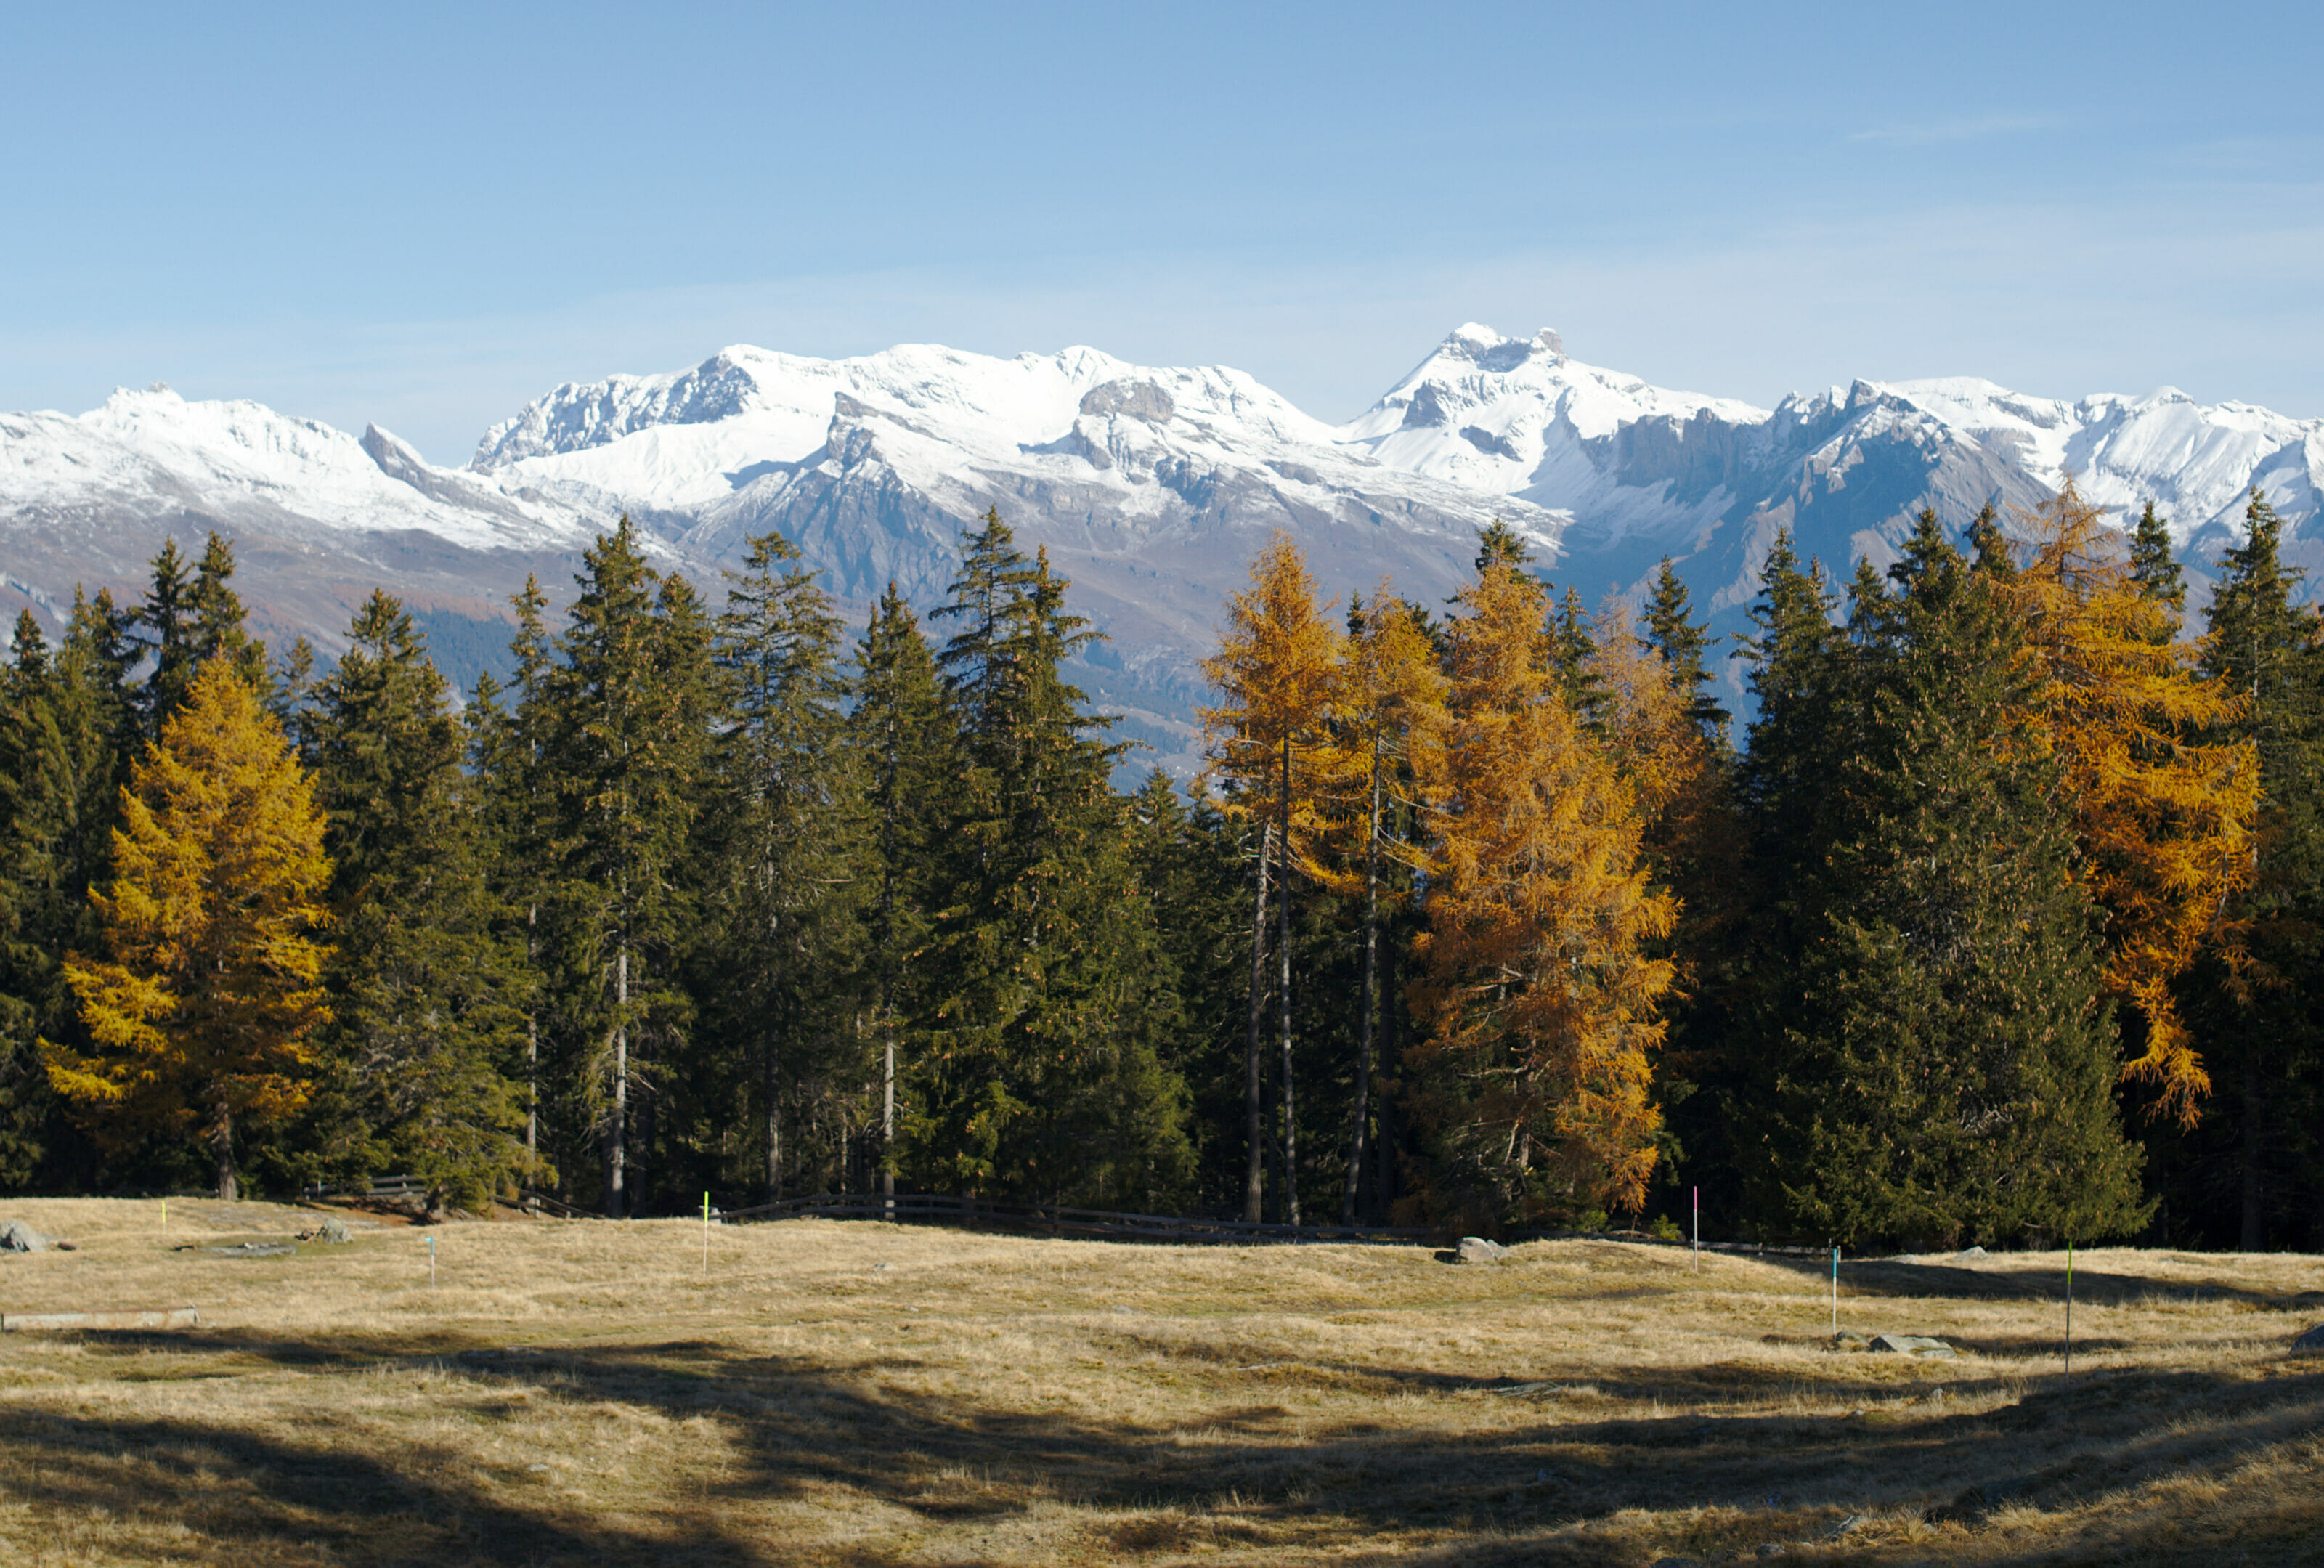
top-left (0, 1200), bottom-right (2320, 1566)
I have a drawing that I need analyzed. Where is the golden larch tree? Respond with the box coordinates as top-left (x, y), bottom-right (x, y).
top-left (1199, 532), bottom-right (1344, 1223)
top-left (1307, 583), bottom-right (1448, 1221)
top-left (2009, 484), bottom-right (2257, 1121)
top-left (1409, 564), bottom-right (1675, 1222)
top-left (46, 659), bottom-right (332, 1198)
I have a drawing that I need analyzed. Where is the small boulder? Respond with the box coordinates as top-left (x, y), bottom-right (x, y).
top-left (1457, 1236), bottom-right (1509, 1264)
top-left (1869, 1333), bottom-right (1957, 1358)
top-left (317, 1216), bottom-right (352, 1244)
top-left (2291, 1323), bottom-right (2324, 1356)
top-left (1954, 1245), bottom-right (1988, 1261)
top-left (0, 1219), bottom-right (49, 1254)
top-left (1830, 1329), bottom-right (1869, 1351)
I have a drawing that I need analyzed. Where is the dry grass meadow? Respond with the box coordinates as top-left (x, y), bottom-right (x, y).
top-left (0, 1198), bottom-right (2320, 1566)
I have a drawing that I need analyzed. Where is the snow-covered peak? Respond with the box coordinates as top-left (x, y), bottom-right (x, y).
top-left (1860, 378), bottom-right (2324, 544)
top-left (1338, 323), bottom-right (1769, 497)
top-left (468, 340), bottom-right (1354, 513)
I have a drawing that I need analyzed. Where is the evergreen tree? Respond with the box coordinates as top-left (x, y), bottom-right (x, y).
top-left (922, 511), bottom-right (1191, 1206)
top-left (1644, 556), bottom-right (1730, 739)
top-left (847, 582), bottom-right (954, 1198)
top-left (1741, 514), bottom-right (2147, 1247)
top-left (1126, 771), bottom-right (1249, 1211)
top-left (705, 530), bottom-right (865, 1201)
top-left (535, 521), bottom-right (715, 1215)
top-left (302, 593), bottom-right (530, 1211)
top-left (1551, 585), bottom-right (1609, 728)
top-left (0, 593), bottom-right (142, 1188)
top-left (2129, 500), bottom-right (2187, 630)
top-left (2187, 490), bottom-right (2324, 1248)
top-left (47, 660), bottom-right (332, 1199)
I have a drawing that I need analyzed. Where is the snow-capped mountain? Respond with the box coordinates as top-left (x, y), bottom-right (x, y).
top-left (0, 384), bottom-right (599, 654)
top-left (2, 327), bottom-right (2319, 773)
top-left (1350, 325), bottom-right (2324, 636)
top-left (459, 342), bottom-right (1562, 764)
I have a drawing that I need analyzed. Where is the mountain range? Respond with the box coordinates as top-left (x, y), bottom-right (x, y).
top-left (4, 325), bottom-right (2318, 773)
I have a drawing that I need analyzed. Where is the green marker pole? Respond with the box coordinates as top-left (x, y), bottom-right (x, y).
top-left (1831, 1246), bottom-right (1838, 1333)
top-left (2065, 1240), bottom-right (2073, 1376)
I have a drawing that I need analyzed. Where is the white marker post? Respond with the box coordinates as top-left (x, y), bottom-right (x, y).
top-left (1691, 1186), bottom-right (1699, 1274)
top-left (427, 1234), bottom-right (436, 1288)
top-left (702, 1192), bottom-right (710, 1278)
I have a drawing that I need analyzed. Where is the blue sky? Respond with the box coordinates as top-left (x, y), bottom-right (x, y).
top-left (5, 2), bottom-right (2320, 460)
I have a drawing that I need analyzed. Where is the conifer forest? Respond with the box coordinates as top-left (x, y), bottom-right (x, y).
top-left (2, 492), bottom-right (2317, 1254)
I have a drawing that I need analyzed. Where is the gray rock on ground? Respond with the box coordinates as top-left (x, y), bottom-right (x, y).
top-left (1457, 1236), bottom-right (1509, 1264)
top-left (1869, 1333), bottom-right (1957, 1357)
top-left (204, 1240), bottom-right (296, 1259)
top-left (0, 1219), bottom-right (49, 1253)
top-left (1955, 1245), bottom-right (1988, 1260)
top-left (317, 1216), bottom-right (352, 1244)
top-left (2291, 1323), bottom-right (2324, 1355)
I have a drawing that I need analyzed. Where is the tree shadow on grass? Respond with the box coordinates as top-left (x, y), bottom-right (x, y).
top-left (7, 1331), bottom-right (2323, 1566)
top-left (1750, 1252), bottom-right (2324, 1311)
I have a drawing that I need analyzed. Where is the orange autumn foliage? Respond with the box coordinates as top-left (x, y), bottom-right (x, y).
top-left (2009, 484), bottom-right (2257, 1123)
top-left (1409, 564), bottom-right (1675, 1216)
top-left (1198, 532), bottom-right (1344, 856)
top-left (45, 659), bottom-right (333, 1198)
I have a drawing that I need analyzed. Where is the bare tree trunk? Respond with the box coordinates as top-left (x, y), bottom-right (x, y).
top-left (1375, 938), bottom-right (1401, 1217)
top-left (608, 947), bottom-right (627, 1219)
top-left (765, 988), bottom-right (783, 1204)
top-left (214, 1109), bottom-right (236, 1202)
top-left (526, 902), bottom-right (537, 1158)
top-left (2241, 1052), bottom-right (2265, 1251)
top-left (882, 1015), bottom-right (896, 1209)
top-left (1341, 739), bottom-right (1382, 1225)
top-left (1279, 739), bottom-right (1300, 1227)
top-left (1243, 820), bottom-right (1272, 1223)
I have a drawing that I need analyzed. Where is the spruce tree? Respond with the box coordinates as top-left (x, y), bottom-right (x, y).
top-left (1644, 556), bottom-right (1729, 739)
top-left (535, 521), bottom-right (715, 1215)
top-left (2189, 490), bottom-right (2324, 1248)
top-left (1743, 514), bottom-right (2147, 1247)
top-left (922, 511), bottom-right (1192, 1206)
top-left (2129, 500), bottom-right (2187, 630)
top-left (303, 592), bottom-right (530, 1211)
top-left (704, 529), bottom-right (866, 1201)
top-left (0, 595), bottom-right (137, 1189)
top-left (847, 582), bottom-right (954, 1198)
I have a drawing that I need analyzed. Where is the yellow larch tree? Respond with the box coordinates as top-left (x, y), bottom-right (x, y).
top-left (2008, 484), bottom-right (2257, 1122)
top-left (1409, 563), bottom-right (1675, 1224)
top-left (1307, 582), bottom-right (1448, 1222)
top-left (46, 659), bottom-right (333, 1199)
top-left (1198, 532), bottom-right (1345, 1222)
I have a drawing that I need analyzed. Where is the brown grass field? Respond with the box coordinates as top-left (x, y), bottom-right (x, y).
top-left (0, 1198), bottom-right (2320, 1566)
